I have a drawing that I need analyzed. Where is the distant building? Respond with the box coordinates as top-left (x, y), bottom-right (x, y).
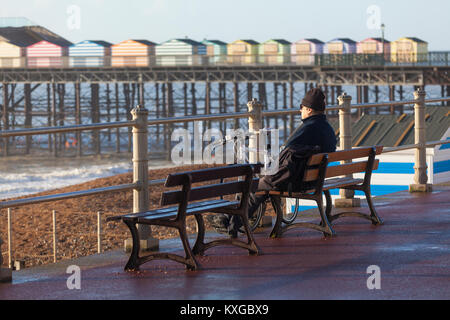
top-left (111, 39), bottom-right (156, 67)
top-left (202, 39), bottom-right (227, 64)
top-left (357, 37), bottom-right (390, 60)
top-left (391, 37), bottom-right (428, 63)
top-left (227, 39), bottom-right (260, 65)
top-left (324, 38), bottom-right (357, 54)
top-left (0, 27), bottom-right (40, 67)
top-left (291, 38), bottom-right (324, 65)
top-left (69, 40), bottom-right (112, 67)
top-left (259, 39), bottom-right (291, 64)
top-left (155, 38), bottom-right (206, 66)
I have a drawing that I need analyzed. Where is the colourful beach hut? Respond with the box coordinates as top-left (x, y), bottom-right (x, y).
top-left (111, 39), bottom-right (156, 67)
top-left (259, 39), bottom-right (291, 64)
top-left (155, 38), bottom-right (206, 66)
top-left (202, 39), bottom-right (227, 64)
top-left (324, 38), bottom-right (357, 54)
top-left (357, 37), bottom-right (390, 61)
top-left (0, 28), bottom-right (40, 67)
top-left (69, 40), bottom-right (112, 67)
top-left (27, 38), bottom-right (72, 68)
top-left (291, 38), bottom-right (324, 65)
top-left (227, 39), bottom-right (260, 65)
top-left (390, 37), bottom-right (428, 63)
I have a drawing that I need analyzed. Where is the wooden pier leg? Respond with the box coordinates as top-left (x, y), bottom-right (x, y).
top-left (398, 85), bottom-right (404, 113)
top-left (389, 85), bottom-right (396, 114)
top-left (222, 82), bottom-right (228, 132)
top-left (447, 85), bottom-right (450, 107)
top-left (183, 83), bottom-right (188, 129)
top-left (51, 82), bottom-right (57, 157)
top-left (91, 83), bottom-right (100, 155)
top-left (106, 83), bottom-right (112, 141)
top-left (274, 82), bottom-right (279, 129)
top-left (123, 83), bottom-right (132, 153)
top-left (234, 81), bottom-right (239, 129)
top-left (205, 81), bottom-right (211, 129)
top-left (2, 83), bottom-right (9, 156)
top-left (247, 82), bottom-right (253, 101)
top-left (166, 82), bottom-right (174, 161)
top-left (289, 81), bottom-right (295, 134)
top-left (75, 82), bottom-right (82, 157)
top-left (58, 84), bottom-right (66, 152)
top-left (161, 83), bottom-right (167, 153)
top-left (374, 85), bottom-right (380, 114)
top-left (155, 83), bottom-right (160, 143)
top-left (24, 83), bottom-right (32, 154)
top-left (114, 83), bottom-right (120, 153)
top-left (47, 83), bottom-right (52, 154)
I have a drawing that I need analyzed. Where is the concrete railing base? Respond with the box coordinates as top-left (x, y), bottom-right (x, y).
top-left (409, 184), bottom-right (432, 193)
top-left (0, 268), bottom-right (12, 283)
top-left (334, 198), bottom-right (361, 208)
top-left (124, 238), bottom-right (159, 253)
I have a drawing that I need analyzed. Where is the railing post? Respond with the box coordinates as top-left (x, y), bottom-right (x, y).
top-left (0, 237), bottom-right (12, 283)
top-left (335, 93), bottom-right (361, 208)
top-left (247, 98), bottom-right (271, 227)
top-left (409, 88), bottom-right (432, 192)
top-left (0, 209), bottom-right (12, 283)
top-left (125, 105), bottom-right (159, 252)
top-left (247, 98), bottom-right (263, 164)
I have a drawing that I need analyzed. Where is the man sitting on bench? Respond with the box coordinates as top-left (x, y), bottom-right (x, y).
top-left (210, 88), bottom-right (338, 236)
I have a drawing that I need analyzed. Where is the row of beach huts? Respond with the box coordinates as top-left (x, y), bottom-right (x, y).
top-left (0, 25), bottom-right (429, 68)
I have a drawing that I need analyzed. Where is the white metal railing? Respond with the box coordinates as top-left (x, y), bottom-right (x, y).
top-left (0, 90), bottom-right (449, 275)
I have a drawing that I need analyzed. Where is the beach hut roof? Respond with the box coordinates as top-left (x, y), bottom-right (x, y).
top-left (404, 37), bottom-right (427, 43)
top-left (173, 38), bottom-right (204, 46)
top-left (303, 38), bottom-right (324, 44)
top-left (88, 40), bottom-right (113, 47)
top-left (329, 38), bottom-right (357, 44)
top-left (203, 39), bottom-right (227, 46)
top-left (0, 27), bottom-right (41, 46)
top-left (362, 37), bottom-right (390, 43)
top-left (240, 39), bottom-right (259, 45)
top-left (267, 39), bottom-right (291, 45)
top-left (130, 39), bottom-right (157, 46)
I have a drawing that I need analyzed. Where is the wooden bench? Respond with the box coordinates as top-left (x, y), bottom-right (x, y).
top-left (268, 146), bottom-right (384, 238)
top-left (107, 164), bottom-right (261, 271)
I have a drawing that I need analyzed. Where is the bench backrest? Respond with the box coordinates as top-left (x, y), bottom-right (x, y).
top-left (160, 164), bottom-right (260, 209)
top-left (305, 146), bottom-right (383, 181)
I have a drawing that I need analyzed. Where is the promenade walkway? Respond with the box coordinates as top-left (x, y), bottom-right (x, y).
top-left (1, 185), bottom-right (449, 300)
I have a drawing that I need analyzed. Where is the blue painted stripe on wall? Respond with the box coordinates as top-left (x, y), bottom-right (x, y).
top-left (434, 159), bottom-right (450, 174)
top-left (329, 161), bottom-right (415, 174)
top-left (439, 138), bottom-right (450, 150)
top-left (327, 184), bottom-right (408, 196)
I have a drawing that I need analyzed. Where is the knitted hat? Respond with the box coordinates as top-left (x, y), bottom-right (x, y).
top-left (301, 88), bottom-right (326, 111)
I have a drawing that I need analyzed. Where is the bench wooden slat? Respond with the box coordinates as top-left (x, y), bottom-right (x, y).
top-left (161, 180), bottom-right (244, 206)
top-left (325, 159), bottom-right (379, 178)
top-left (306, 153), bottom-right (326, 166)
top-left (165, 164), bottom-right (259, 187)
top-left (308, 146), bottom-right (383, 165)
top-left (137, 200), bottom-right (240, 224)
top-left (107, 199), bottom-right (230, 222)
top-left (323, 177), bottom-right (364, 190)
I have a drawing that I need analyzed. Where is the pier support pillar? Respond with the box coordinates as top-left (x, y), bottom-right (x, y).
top-left (335, 92), bottom-right (361, 208)
top-left (125, 105), bottom-right (159, 252)
top-left (409, 88), bottom-right (432, 193)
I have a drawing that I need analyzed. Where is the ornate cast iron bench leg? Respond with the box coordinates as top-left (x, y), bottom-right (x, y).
top-left (269, 196), bottom-right (284, 238)
top-left (364, 186), bottom-right (384, 225)
top-left (124, 220), bottom-right (141, 271)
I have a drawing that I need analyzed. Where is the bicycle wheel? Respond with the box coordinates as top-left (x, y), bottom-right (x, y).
top-left (236, 195), bottom-right (267, 233)
top-left (281, 198), bottom-right (300, 224)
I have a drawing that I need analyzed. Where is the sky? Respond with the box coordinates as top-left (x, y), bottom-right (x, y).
top-left (0, 0), bottom-right (449, 50)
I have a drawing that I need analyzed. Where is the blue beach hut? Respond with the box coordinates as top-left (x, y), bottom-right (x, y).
top-left (69, 40), bottom-right (112, 67)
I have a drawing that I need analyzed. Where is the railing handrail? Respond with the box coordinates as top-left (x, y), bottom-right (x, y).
top-left (1, 96), bottom-right (449, 139)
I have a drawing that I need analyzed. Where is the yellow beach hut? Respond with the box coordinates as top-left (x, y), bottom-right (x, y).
top-left (111, 39), bottom-right (156, 67)
top-left (391, 37), bottom-right (428, 63)
top-left (227, 39), bottom-right (259, 65)
top-left (259, 39), bottom-right (291, 65)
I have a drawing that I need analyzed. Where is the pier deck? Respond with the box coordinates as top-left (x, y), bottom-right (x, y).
top-left (1, 185), bottom-right (449, 300)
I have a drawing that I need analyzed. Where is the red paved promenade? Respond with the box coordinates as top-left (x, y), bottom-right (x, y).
top-left (1, 186), bottom-right (449, 300)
